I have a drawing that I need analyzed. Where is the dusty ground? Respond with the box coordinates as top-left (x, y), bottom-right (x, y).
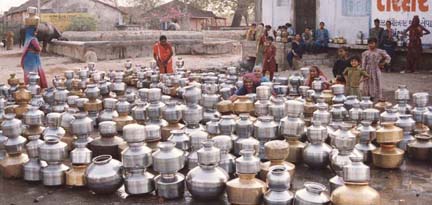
top-left (0, 47), bottom-right (432, 205)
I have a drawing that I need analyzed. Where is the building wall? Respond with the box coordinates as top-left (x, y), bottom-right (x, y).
top-left (42, 0), bottom-right (123, 31)
top-left (262, 0), bottom-right (371, 43)
top-left (262, 0), bottom-right (294, 28)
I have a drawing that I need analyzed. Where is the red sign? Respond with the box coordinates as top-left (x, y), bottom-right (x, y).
top-left (377, 0), bottom-right (429, 12)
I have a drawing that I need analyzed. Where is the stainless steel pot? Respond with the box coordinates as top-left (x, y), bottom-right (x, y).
top-left (85, 155), bottom-right (123, 194)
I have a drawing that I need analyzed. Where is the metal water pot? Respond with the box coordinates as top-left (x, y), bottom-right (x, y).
top-left (183, 85), bottom-right (202, 105)
top-left (264, 165), bottom-right (294, 205)
top-left (85, 155), bottom-right (123, 194)
top-left (71, 112), bottom-right (93, 136)
top-left (168, 130), bottom-right (190, 152)
top-left (124, 168), bottom-right (155, 195)
top-left (270, 97), bottom-right (287, 122)
top-left (39, 138), bottom-right (68, 163)
top-left (280, 114), bottom-right (305, 138)
top-left (286, 100), bottom-right (304, 116)
top-left (70, 143), bottom-right (92, 164)
top-left (294, 182), bottom-right (330, 205)
top-left (256, 86), bottom-right (272, 100)
top-left (162, 101), bottom-right (182, 123)
top-left (185, 162), bottom-right (229, 200)
top-left (344, 95), bottom-right (359, 111)
top-left (413, 92), bottom-right (429, 107)
top-left (122, 141), bottom-right (153, 169)
top-left (219, 115), bottom-right (236, 135)
top-left (255, 100), bottom-right (271, 116)
top-left (212, 135), bottom-right (236, 176)
top-left (313, 105), bottom-right (331, 126)
top-left (197, 140), bottom-right (220, 165)
top-left (152, 142), bottom-right (185, 174)
top-left (182, 104), bottom-right (203, 126)
top-left (23, 106), bottom-right (44, 126)
top-left (236, 114), bottom-right (253, 138)
top-left (395, 85), bottom-right (410, 101)
top-left (359, 96), bottom-right (373, 109)
top-left (43, 113), bottom-right (65, 140)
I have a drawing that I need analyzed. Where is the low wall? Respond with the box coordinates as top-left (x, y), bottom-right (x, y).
top-left (49, 38), bottom-right (240, 62)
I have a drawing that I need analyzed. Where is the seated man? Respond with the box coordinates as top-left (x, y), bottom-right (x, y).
top-left (314, 22), bottom-right (329, 53)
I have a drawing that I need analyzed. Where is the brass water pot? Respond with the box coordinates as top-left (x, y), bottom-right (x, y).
top-left (331, 182), bottom-right (381, 205)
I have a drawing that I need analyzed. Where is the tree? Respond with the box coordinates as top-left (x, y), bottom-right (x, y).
top-left (185, 0), bottom-right (255, 27)
top-left (127, 0), bottom-right (162, 11)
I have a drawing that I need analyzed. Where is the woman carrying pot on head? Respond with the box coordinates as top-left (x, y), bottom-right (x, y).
top-left (21, 7), bottom-right (48, 89)
top-left (304, 66), bottom-right (330, 90)
top-left (230, 73), bottom-right (260, 101)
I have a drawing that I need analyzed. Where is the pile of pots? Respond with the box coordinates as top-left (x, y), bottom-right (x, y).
top-left (0, 60), bottom-right (431, 205)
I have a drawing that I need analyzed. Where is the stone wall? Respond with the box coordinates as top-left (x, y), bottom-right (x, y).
top-left (42, 0), bottom-right (123, 31)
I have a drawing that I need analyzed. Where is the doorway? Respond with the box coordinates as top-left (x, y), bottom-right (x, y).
top-left (295, 0), bottom-right (316, 35)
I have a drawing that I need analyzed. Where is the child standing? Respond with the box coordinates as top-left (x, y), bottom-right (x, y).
top-left (263, 36), bottom-right (277, 81)
top-left (344, 56), bottom-right (370, 98)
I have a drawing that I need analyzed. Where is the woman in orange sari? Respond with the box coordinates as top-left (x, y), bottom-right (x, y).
top-left (153, 35), bottom-right (174, 73)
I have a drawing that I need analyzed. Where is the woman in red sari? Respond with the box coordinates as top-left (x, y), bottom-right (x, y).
top-left (153, 35), bottom-right (174, 73)
top-left (263, 36), bottom-right (276, 81)
top-left (403, 15), bottom-right (430, 73)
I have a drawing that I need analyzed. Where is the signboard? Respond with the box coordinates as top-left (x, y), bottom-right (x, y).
top-left (40, 13), bottom-right (90, 32)
top-left (371, 0), bottom-right (432, 45)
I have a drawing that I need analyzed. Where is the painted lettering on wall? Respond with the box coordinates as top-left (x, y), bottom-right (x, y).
top-left (377, 0), bottom-right (429, 12)
top-left (372, 0), bottom-right (432, 44)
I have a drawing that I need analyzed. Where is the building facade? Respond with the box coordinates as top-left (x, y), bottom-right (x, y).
top-left (261, 0), bottom-right (432, 45)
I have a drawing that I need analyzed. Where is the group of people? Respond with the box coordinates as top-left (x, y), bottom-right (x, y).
top-left (369, 16), bottom-right (430, 73)
top-left (246, 21), bottom-right (331, 81)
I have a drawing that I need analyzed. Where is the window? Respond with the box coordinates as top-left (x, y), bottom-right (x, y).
top-left (342, 0), bottom-right (370, 16)
top-left (277, 0), bottom-right (290, 7)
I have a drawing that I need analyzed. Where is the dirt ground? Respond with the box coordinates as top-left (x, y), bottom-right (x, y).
top-left (0, 46), bottom-right (432, 205)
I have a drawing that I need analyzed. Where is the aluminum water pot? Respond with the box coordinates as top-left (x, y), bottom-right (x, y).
top-left (39, 138), bottom-right (68, 163)
top-left (124, 168), bottom-right (155, 195)
top-left (344, 96), bottom-right (359, 111)
top-left (182, 104), bottom-right (203, 126)
top-left (147, 88), bottom-right (162, 103)
top-left (168, 130), bottom-right (190, 151)
top-left (186, 162), bottom-right (229, 200)
top-left (359, 96), bottom-right (373, 109)
top-left (395, 85), bottom-right (410, 101)
top-left (361, 108), bottom-right (380, 123)
top-left (121, 142), bottom-right (152, 169)
top-left (152, 142), bottom-right (185, 173)
top-left (294, 182), bottom-right (330, 205)
top-left (2, 113), bottom-right (23, 137)
top-left (197, 140), bottom-right (220, 165)
top-left (257, 86), bottom-right (272, 100)
top-left (122, 123), bottom-right (146, 143)
top-left (219, 115), bottom-right (236, 135)
top-left (330, 104), bottom-right (348, 122)
top-left (43, 113), bottom-right (65, 140)
top-left (41, 163), bottom-right (69, 186)
top-left (163, 101), bottom-right (183, 123)
top-left (236, 149), bottom-right (260, 174)
top-left (212, 135), bottom-right (235, 176)
top-left (270, 97), bottom-right (287, 122)
top-left (264, 165), bottom-right (294, 205)
top-left (85, 155), bottom-right (123, 194)
top-left (380, 107), bottom-right (399, 123)
top-left (236, 114), bottom-right (253, 138)
top-left (286, 100), bottom-right (304, 116)
top-left (349, 103), bottom-right (362, 123)
top-left (206, 118), bottom-right (220, 136)
top-left (355, 121), bottom-right (377, 163)
top-left (23, 106), bottom-right (44, 126)
top-left (183, 85), bottom-right (202, 105)
top-left (131, 102), bottom-right (146, 123)
top-left (255, 100), bottom-right (271, 116)
top-left (413, 92), bottom-right (429, 107)
top-left (71, 112), bottom-right (93, 136)
top-left (70, 143), bottom-right (92, 164)
top-left (313, 105), bottom-right (331, 126)
top-left (280, 114), bottom-right (305, 138)
top-left (254, 116), bottom-right (278, 141)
